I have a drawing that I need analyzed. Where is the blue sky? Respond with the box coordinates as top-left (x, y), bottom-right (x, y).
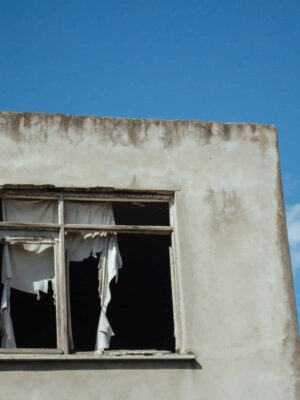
top-left (1, 1), bottom-right (300, 326)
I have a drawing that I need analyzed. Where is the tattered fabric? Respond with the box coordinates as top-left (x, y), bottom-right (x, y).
top-left (0, 243), bottom-right (56, 348)
top-left (66, 201), bottom-right (122, 352)
top-left (0, 199), bottom-right (122, 351)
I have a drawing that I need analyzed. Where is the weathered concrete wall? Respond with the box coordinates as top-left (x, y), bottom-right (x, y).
top-left (0, 112), bottom-right (298, 399)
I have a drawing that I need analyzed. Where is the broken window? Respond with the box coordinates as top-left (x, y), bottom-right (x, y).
top-left (0, 189), bottom-right (178, 357)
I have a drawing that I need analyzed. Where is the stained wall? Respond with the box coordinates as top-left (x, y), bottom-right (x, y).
top-left (0, 112), bottom-right (298, 400)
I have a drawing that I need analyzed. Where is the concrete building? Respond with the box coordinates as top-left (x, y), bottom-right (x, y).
top-left (0, 112), bottom-right (298, 399)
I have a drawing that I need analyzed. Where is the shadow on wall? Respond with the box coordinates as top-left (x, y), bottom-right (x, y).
top-left (0, 359), bottom-right (202, 371)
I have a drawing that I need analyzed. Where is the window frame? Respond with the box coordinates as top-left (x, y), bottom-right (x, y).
top-left (0, 188), bottom-right (190, 360)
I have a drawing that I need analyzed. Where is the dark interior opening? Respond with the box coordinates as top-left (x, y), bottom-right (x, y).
top-left (112, 202), bottom-right (170, 226)
top-left (108, 234), bottom-right (175, 351)
top-left (0, 244), bottom-right (57, 348)
top-left (69, 255), bottom-right (100, 351)
top-left (69, 234), bottom-right (175, 353)
top-left (10, 283), bottom-right (56, 348)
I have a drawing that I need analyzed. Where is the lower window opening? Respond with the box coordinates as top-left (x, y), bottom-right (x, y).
top-left (10, 283), bottom-right (56, 348)
top-left (69, 234), bottom-right (175, 353)
top-left (0, 244), bottom-right (57, 349)
top-left (108, 234), bottom-right (175, 352)
top-left (69, 256), bottom-right (100, 352)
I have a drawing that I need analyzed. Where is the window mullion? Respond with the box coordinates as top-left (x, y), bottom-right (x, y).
top-left (169, 196), bottom-right (185, 353)
top-left (56, 196), bottom-right (69, 353)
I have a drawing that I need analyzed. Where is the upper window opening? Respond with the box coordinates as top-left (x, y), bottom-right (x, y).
top-left (2, 199), bottom-right (58, 223)
top-left (64, 201), bottom-right (115, 225)
top-left (112, 202), bottom-right (170, 226)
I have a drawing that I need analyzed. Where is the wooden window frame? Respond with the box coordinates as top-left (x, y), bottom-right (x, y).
top-left (0, 188), bottom-right (189, 360)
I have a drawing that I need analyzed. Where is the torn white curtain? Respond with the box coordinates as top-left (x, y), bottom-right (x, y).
top-left (2, 199), bottom-right (58, 223)
top-left (2, 199), bottom-right (56, 293)
top-left (1, 199), bottom-right (122, 351)
top-left (66, 201), bottom-right (122, 352)
top-left (67, 232), bottom-right (122, 351)
top-left (0, 243), bottom-right (55, 348)
top-left (1, 199), bottom-right (57, 348)
top-left (0, 282), bottom-right (15, 348)
top-left (96, 234), bottom-right (122, 351)
top-left (2, 244), bottom-right (54, 294)
top-left (64, 201), bottom-right (115, 225)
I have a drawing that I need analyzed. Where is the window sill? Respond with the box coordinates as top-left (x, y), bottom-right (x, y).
top-left (0, 353), bottom-right (195, 362)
